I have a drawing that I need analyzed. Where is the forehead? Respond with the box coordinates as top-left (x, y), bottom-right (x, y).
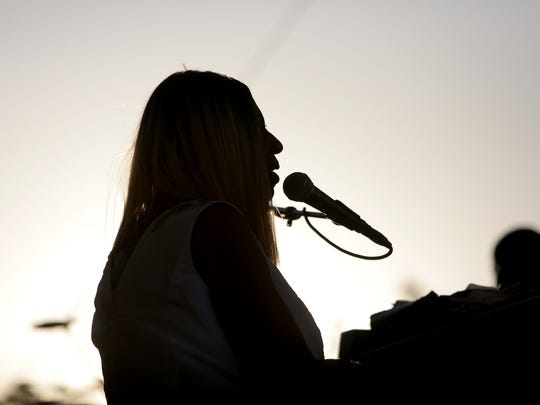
top-left (253, 103), bottom-right (265, 126)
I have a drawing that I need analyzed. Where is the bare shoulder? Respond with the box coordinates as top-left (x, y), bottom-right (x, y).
top-left (195, 201), bottom-right (247, 235)
top-left (192, 201), bottom-right (254, 254)
top-left (191, 201), bottom-right (263, 282)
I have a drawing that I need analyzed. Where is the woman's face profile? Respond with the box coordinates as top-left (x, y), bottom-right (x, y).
top-left (253, 104), bottom-right (283, 197)
top-left (266, 129), bottom-right (283, 196)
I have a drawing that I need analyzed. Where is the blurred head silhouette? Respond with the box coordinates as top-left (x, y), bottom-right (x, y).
top-left (494, 227), bottom-right (540, 290)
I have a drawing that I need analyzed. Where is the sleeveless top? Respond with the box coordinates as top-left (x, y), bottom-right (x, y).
top-left (91, 200), bottom-right (324, 396)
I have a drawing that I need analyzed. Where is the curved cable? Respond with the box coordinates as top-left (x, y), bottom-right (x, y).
top-left (302, 208), bottom-right (393, 260)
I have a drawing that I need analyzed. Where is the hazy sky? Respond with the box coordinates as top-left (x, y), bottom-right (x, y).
top-left (2, 0), bottom-right (539, 402)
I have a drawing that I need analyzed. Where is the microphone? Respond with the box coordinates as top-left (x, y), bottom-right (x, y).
top-left (282, 172), bottom-right (392, 249)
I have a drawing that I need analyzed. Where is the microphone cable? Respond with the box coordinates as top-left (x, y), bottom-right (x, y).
top-left (274, 206), bottom-right (393, 260)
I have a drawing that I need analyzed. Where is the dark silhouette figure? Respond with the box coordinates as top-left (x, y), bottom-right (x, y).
top-left (91, 70), bottom-right (389, 403)
top-left (494, 227), bottom-right (540, 291)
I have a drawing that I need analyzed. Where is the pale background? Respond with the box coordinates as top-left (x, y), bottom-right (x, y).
top-left (1, 0), bottom-right (539, 403)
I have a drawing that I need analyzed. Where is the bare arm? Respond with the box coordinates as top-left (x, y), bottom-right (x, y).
top-left (191, 202), bottom-right (315, 379)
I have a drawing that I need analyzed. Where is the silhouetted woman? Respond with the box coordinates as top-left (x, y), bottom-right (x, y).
top-left (91, 70), bottom-right (378, 403)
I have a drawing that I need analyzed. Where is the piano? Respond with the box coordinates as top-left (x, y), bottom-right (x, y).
top-left (338, 288), bottom-right (540, 391)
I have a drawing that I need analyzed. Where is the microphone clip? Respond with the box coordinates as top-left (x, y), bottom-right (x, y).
top-left (273, 206), bottom-right (327, 226)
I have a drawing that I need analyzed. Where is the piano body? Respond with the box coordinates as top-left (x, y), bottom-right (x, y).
top-left (338, 288), bottom-right (540, 389)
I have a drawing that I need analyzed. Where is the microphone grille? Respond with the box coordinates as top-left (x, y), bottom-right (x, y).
top-left (283, 172), bottom-right (314, 202)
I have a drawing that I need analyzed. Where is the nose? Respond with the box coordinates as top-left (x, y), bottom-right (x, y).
top-left (270, 133), bottom-right (283, 154)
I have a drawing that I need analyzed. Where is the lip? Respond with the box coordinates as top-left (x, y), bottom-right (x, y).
top-left (268, 156), bottom-right (280, 171)
top-left (270, 171), bottom-right (279, 185)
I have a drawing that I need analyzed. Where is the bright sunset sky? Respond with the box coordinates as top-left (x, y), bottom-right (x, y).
top-left (2, 1), bottom-right (539, 402)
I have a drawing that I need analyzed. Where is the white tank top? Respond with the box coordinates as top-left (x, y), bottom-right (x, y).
top-left (92, 200), bottom-right (324, 392)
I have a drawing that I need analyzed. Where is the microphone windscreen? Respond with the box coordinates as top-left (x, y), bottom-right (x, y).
top-left (283, 172), bottom-right (313, 202)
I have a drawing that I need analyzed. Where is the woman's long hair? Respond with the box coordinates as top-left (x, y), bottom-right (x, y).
top-left (113, 70), bottom-right (278, 264)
